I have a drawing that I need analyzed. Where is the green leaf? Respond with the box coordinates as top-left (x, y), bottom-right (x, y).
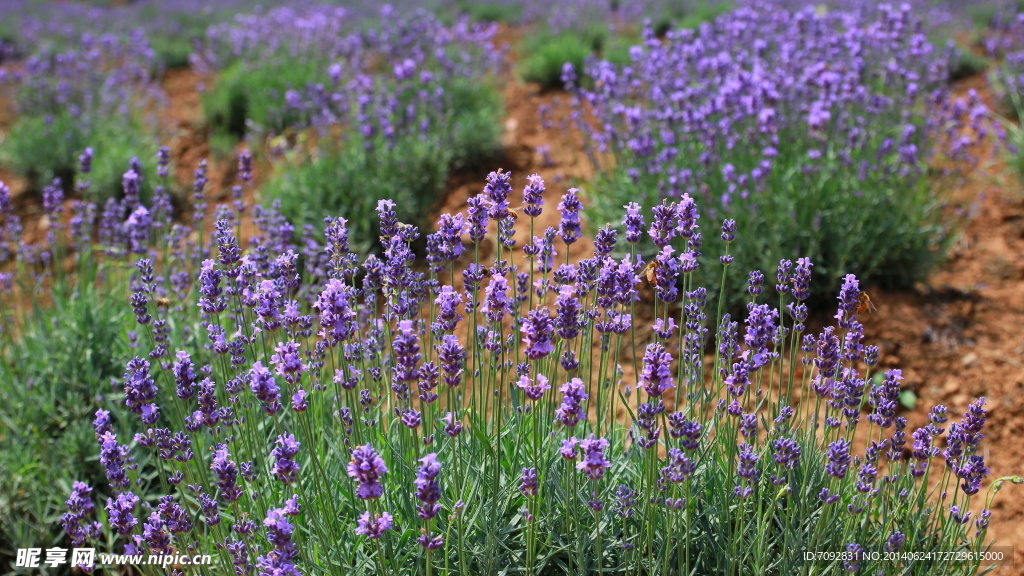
top-left (899, 389), bottom-right (918, 410)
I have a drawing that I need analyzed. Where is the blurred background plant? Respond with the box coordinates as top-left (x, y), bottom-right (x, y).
top-left (0, 31), bottom-right (162, 203)
top-left (198, 6), bottom-right (504, 247)
top-left (986, 9), bottom-right (1024, 180)
top-left (571, 4), bottom-right (987, 311)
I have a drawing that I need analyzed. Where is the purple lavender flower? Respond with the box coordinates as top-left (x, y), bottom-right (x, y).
top-left (522, 307), bottom-right (555, 359)
top-left (536, 228), bottom-right (558, 272)
top-left (554, 285), bottom-right (582, 339)
top-left (347, 444), bottom-right (388, 500)
top-left (415, 453), bottom-right (443, 520)
top-left (558, 188), bottom-right (583, 245)
top-left (130, 290), bottom-right (150, 326)
top-left (157, 496), bottom-right (192, 535)
top-left (172, 351), bottom-right (197, 400)
top-left (143, 512), bottom-right (171, 555)
top-left (484, 170), bottom-right (512, 221)
top-left (911, 426), bottom-right (938, 464)
top-left (747, 271), bottom-right (765, 297)
top-left (377, 199), bottom-right (398, 239)
top-left (577, 434), bottom-right (610, 480)
top-left (772, 438), bottom-right (801, 470)
top-left (826, 438), bottom-right (852, 479)
top-left (227, 539), bottom-right (252, 576)
top-left (437, 335), bottom-right (465, 388)
top-left (417, 531), bottom-right (444, 551)
top-left (313, 279), bottom-right (357, 345)
top-left (958, 455), bottom-right (989, 495)
top-left (441, 412), bottom-right (463, 437)
top-left (198, 260), bottom-right (226, 314)
top-left (61, 482), bottom-right (95, 547)
top-left (775, 259), bottom-right (793, 294)
top-left (960, 397), bottom-right (987, 448)
top-left (466, 194), bottom-right (490, 243)
top-left (80, 147), bottom-right (94, 175)
top-left (482, 277), bottom-right (509, 324)
top-left (520, 467), bottom-right (539, 496)
top-left (194, 378), bottom-right (219, 428)
top-left (106, 492), bottom-right (139, 535)
top-left (257, 499), bottom-right (301, 576)
top-left (791, 258), bottom-right (813, 301)
top-left (975, 509), bottom-right (992, 537)
top-left (720, 219), bottom-right (736, 242)
top-left (615, 485), bottom-right (637, 519)
top-left (648, 200), bottom-right (678, 248)
top-left (555, 378), bottom-right (588, 428)
top-left (594, 224), bottom-right (617, 257)
top-left (42, 178), bottom-right (64, 217)
top-left (885, 531), bottom-right (906, 553)
top-left (437, 213), bottom-right (466, 262)
top-left (272, 341), bottom-right (306, 386)
top-left (843, 543), bottom-right (862, 572)
top-left (98, 431), bottom-right (131, 492)
top-left (640, 343), bottom-right (674, 397)
top-left (517, 373), bottom-right (551, 401)
top-left (355, 511), bottom-right (393, 539)
top-left (950, 505), bottom-right (971, 525)
top-left (392, 320), bottom-right (421, 395)
top-left (561, 62), bottom-right (577, 88)
top-left (123, 357), bottom-right (159, 424)
top-left (560, 437), bottom-right (579, 460)
top-left (668, 415), bottom-right (701, 450)
top-left (888, 417), bottom-right (908, 461)
top-left (122, 169), bottom-right (141, 210)
top-left (400, 409), bottom-right (421, 428)
top-left (740, 414), bottom-right (758, 439)
top-left (200, 493), bottom-right (220, 526)
top-left (837, 274), bottom-right (861, 321)
top-left (433, 286), bottom-right (463, 335)
top-left (212, 444), bottom-right (243, 502)
top-left (623, 202), bottom-right (645, 244)
top-left (662, 448), bottom-right (696, 483)
top-left (676, 194), bottom-right (699, 239)
top-left (523, 174), bottom-right (545, 217)
top-left (250, 362), bottom-right (282, 414)
top-left (737, 443), bottom-right (761, 485)
top-left (271, 434), bottom-right (301, 485)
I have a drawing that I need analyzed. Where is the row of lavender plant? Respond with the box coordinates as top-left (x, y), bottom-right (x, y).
top-left (565, 2), bottom-right (988, 305)
top-left (194, 4), bottom-right (504, 246)
top-left (0, 141), bottom-right (1016, 574)
top-left (195, 4), bottom-right (502, 139)
top-left (984, 9), bottom-right (1024, 179)
top-left (0, 26), bottom-right (163, 203)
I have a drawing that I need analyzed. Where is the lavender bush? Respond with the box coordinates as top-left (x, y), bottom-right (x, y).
top-left (0, 30), bottom-right (162, 202)
top-left (986, 9), bottom-right (1024, 179)
top-left (200, 6), bottom-right (504, 246)
top-left (0, 141), bottom-right (1017, 574)
top-left (568, 3), bottom-right (987, 307)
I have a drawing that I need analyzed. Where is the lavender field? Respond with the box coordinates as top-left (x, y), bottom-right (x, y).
top-left (1, 1), bottom-right (1024, 575)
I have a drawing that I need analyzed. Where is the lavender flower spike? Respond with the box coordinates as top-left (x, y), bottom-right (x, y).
top-left (577, 434), bottom-right (611, 480)
top-left (415, 453), bottom-right (443, 520)
top-left (347, 444), bottom-right (388, 499)
top-left (271, 433), bottom-right (301, 485)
